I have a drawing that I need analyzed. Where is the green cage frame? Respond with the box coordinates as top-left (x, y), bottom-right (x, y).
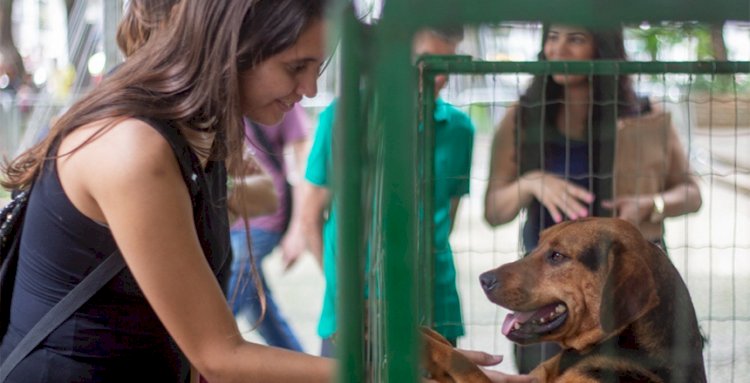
top-left (330, 1), bottom-right (750, 381)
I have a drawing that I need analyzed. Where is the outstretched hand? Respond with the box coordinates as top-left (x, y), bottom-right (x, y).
top-left (454, 349), bottom-right (538, 383)
top-left (520, 170), bottom-right (594, 223)
top-left (228, 149), bottom-right (264, 178)
top-left (601, 194), bottom-right (654, 226)
top-left (279, 228), bottom-right (306, 271)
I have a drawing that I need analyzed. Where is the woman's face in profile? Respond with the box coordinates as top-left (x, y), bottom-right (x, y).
top-left (544, 25), bottom-right (595, 87)
top-left (239, 20), bottom-right (326, 126)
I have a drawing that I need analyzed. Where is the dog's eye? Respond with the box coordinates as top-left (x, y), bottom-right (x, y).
top-left (546, 251), bottom-right (567, 265)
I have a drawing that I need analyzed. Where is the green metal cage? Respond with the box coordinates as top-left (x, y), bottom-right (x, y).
top-left (330, 1), bottom-right (750, 381)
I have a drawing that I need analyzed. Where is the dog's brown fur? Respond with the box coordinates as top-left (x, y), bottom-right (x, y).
top-left (480, 217), bottom-right (706, 383)
top-left (345, 306), bottom-right (490, 382)
top-left (421, 327), bottom-right (491, 383)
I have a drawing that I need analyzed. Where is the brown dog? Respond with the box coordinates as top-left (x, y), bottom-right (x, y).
top-left (479, 217), bottom-right (706, 383)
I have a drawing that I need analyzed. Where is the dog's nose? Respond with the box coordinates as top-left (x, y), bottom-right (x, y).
top-left (479, 272), bottom-right (498, 292)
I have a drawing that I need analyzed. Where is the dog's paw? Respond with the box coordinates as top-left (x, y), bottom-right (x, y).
top-left (421, 327), bottom-right (492, 383)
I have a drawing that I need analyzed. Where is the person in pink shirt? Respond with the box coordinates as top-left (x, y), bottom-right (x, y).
top-left (227, 104), bottom-right (310, 351)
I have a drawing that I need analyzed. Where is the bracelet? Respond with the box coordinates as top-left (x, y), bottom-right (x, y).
top-left (650, 194), bottom-right (665, 222)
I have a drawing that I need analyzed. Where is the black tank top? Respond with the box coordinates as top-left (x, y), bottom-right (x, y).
top-left (0, 118), bottom-right (230, 382)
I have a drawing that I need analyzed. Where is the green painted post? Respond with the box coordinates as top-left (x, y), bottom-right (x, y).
top-left (365, 1), bottom-right (748, 381)
top-left (420, 60), bottom-right (750, 76)
top-left (418, 62), bottom-right (436, 330)
top-left (335, 7), bottom-right (367, 383)
top-left (417, 54), bottom-right (473, 335)
top-left (405, 0), bottom-right (748, 31)
top-left (374, 4), bottom-right (420, 381)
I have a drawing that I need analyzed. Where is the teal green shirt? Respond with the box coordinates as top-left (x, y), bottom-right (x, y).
top-left (305, 99), bottom-right (474, 340)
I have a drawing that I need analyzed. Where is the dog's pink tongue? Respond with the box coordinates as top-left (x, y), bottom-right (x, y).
top-left (502, 311), bottom-right (536, 335)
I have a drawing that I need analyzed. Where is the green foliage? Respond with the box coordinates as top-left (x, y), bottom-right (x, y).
top-left (628, 22), bottom-right (717, 61)
top-left (626, 22), bottom-right (745, 94)
top-left (689, 73), bottom-right (750, 94)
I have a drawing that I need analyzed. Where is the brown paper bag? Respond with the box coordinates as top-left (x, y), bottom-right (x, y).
top-left (614, 111), bottom-right (672, 200)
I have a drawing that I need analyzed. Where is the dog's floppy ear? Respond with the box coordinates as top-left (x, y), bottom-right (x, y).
top-left (600, 239), bottom-right (659, 333)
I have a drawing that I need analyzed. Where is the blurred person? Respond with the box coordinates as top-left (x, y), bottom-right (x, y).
top-left (116, 0), bottom-right (181, 57)
top-left (227, 104), bottom-right (311, 352)
top-left (24, 0), bottom-right (182, 144)
top-left (483, 24), bottom-right (702, 373)
top-left (302, 26), bottom-right (476, 356)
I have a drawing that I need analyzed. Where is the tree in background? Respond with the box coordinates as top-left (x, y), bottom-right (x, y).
top-left (709, 23), bottom-right (728, 61)
top-left (0, 0), bottom-right (25, 91)
top-left (630, 21), bottom-right (727, 61)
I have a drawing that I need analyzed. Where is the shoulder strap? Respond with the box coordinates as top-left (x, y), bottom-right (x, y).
top-left (135, 117), bottom-right (202, 200)
top-left (0, 250), bottom-right (125, 381)
top-left (248, 120), bottom-right (284, 172)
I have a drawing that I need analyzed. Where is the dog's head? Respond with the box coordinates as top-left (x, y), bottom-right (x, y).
top-left (479, 217), bottom-right (660, 350)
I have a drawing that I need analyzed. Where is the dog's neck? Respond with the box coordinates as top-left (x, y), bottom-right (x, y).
top-left (562, 327), bottom-right (606, 351)
top-left (555, 336), bottom-right (667, 382)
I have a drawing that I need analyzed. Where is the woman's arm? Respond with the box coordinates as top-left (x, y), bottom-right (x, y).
top-left (280, 138), bottom-right (312, 270)
top-left (606, 111), bottom-right (702, 226)
top-left (62, 119), bottom-right (333, 383)
top-left (300, 181), bottom-right (330, 268)
top-left (484, 107), bottom-right (531, 226)
top-left (659, 121), bottom-right (702, 218)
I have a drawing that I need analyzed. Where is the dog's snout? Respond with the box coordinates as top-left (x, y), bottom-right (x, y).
top-left (479, 272), bottom-right (498, 292)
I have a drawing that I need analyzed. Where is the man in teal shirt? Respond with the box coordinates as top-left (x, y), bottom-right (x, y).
top-left (302, 27), bottom-right (474, 356)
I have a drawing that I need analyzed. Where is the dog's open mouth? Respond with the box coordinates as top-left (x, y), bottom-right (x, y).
top-left (502, 302), bottom-right (568, 341)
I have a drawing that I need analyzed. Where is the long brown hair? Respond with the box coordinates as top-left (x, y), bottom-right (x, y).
top-left (518, 24), bottom-right (637, 214)
top-left (2, 0), bottom-right (326, 190)
top-left (116, 0), bottom-right (181, 57)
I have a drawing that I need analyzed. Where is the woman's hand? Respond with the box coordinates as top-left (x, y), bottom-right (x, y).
top-left (228, 148), bottom-right (264, 178)
top-left (601, 194), bottom-right (655, 226)
top-left (520, 170), bottom-right (594, 223)
top-left (279, 225), bottom-right (307, 271)
top-left (455, 349), bottom-right (537, 383)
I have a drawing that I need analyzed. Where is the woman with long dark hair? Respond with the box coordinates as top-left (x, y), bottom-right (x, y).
top-left (484, 24), bottom-right (702, 373)
top-left (0, 1), bottom-right (332, 381)
top-left (0, 1), bottom-right (531, 381)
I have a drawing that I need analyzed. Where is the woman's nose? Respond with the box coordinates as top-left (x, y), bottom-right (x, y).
top-left (551, 42), bottom-right (572, 59)
top-left (297, 71), bottom-right (318, 98)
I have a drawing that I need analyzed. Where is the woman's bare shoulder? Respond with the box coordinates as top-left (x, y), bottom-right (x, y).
top-left (60, 118), bottom-right (179, 185)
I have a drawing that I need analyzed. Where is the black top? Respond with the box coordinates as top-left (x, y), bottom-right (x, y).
top-left (0, 118), bottom-right (230, 382)
top-left (521, 97), bottom-right (652, 251)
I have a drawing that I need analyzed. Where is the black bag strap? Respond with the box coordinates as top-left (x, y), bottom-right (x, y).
top-left (247, 120), bottom-right (284, 173)
top-left (0, 249), bottom-right (125, 381)
top-left (247, 120), bottom-right (294, 232)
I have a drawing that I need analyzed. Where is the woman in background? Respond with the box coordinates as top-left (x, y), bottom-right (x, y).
top-left (484, 24), bottom-right (702, 373)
